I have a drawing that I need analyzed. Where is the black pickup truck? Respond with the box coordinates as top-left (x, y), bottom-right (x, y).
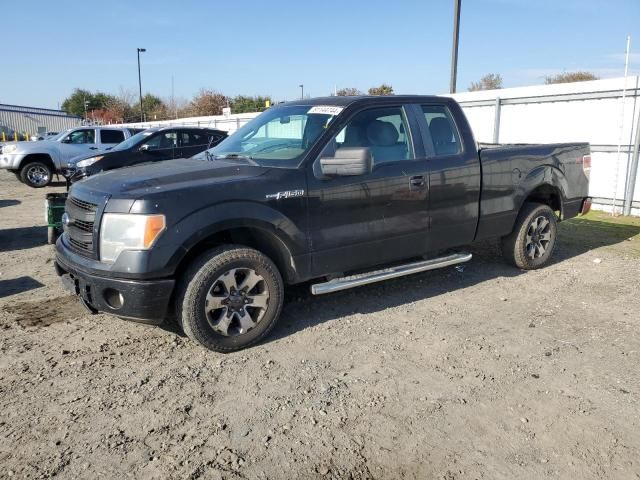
top-left (55, 95), bottom-right (591, 352)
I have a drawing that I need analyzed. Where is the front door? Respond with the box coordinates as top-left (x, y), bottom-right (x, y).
top-left (134, 130), bottom-right (177, 166)
top-left (59, 128), bottom-right (98, 159)
top-left (306, 105), bottom-right (430, 276)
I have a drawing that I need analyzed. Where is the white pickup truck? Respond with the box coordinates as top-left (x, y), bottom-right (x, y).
top-left (0, 126), bottom-right (142, 187)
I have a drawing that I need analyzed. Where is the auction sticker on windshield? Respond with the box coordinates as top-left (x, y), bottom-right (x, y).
top-left (308, 106), bottom-right (344, 115)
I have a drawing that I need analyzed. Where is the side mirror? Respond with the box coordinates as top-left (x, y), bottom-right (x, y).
top-left (139, 144), bottom-right (150, 152)
top-left (320, 147), bottom-right (372, 176)
top-left (61, 138), bottom-right (72, 144)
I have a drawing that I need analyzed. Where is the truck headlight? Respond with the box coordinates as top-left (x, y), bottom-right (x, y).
top-left (75, 155), bottom-right (103, 168)
top-left (99, 213), bottom-right (166, 263)
top-left (3, 144), bottom-right (17, 154)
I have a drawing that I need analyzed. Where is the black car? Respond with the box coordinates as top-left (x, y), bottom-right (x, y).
top-left (56, 95), bottom-right (591, 353)
top-left (67, 126), bottom-right (227, 182)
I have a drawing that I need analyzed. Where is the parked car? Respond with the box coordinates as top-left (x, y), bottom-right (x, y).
top-left (55, 95), bottom-right (591, 352)
top-left (31, 132), bottom-right (60, 141)
top-left (0, 126), bottom-right (142, 187)
top-left (66, 126), bottom-right (227, 183)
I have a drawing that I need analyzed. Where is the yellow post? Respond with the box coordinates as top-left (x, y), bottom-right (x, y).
top-left (1, 132), bottom-right (5, 142)
top-left (14, 132), bottom-right (18, 141)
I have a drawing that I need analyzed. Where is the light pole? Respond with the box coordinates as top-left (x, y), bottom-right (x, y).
top-left (137, 48), bottom-right (146, 122)
top-left (299, 84), bottom-right (304, 99)
top-left (449, 0), bottom-right (461, 93)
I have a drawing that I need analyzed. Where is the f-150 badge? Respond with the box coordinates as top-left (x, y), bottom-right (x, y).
top-left (266, 189), bottom-right (305, 200)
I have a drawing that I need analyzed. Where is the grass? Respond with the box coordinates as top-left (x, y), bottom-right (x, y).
top-left (559, 210), bottom-right (640, 257)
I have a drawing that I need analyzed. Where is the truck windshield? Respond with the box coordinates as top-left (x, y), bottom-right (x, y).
top-left (193, 105), bottom-right (341, 168)
top-left (49, 130), bottom-right (71, 142)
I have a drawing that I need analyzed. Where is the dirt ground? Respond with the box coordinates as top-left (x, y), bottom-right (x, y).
top-left (1, 169), bottom-right (639, 480)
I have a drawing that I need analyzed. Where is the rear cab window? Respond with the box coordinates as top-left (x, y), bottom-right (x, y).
top-left (421, 105), bottom-right (462, 156)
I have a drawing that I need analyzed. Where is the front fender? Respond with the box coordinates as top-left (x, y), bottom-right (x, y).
top-left (149, 201), bottom-right (307, 279)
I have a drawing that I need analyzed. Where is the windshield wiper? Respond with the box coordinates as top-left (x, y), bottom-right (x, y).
top-left (215, 153), bottom-right (254, 161)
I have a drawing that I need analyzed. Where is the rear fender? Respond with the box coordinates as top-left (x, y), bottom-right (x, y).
top-left (515, 164), bottom-right (568, 216)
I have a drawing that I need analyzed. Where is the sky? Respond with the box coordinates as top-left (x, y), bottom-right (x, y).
top-left (2, 0), bottom-right (639, 109)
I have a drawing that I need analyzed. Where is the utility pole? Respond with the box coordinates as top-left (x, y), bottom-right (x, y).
top-left (299, 84), bottom-right (304, 99)
top-left (137, 48), bottom-right (146, 122)
top-left (449, 0), bottom-right (461, 94)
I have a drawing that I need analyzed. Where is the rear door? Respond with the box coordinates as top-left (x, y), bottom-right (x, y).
top-left (178, 130), bottom-right (212, 158)
top-left (99, 129), bottom-right (126, 150)
top-left (415, 103), bottom-right (481, 250)
top-left (307, 104), bottom-right (431, 275)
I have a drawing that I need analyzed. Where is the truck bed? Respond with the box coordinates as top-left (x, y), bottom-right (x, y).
top-left (474, 142), bottom-right (590, 241)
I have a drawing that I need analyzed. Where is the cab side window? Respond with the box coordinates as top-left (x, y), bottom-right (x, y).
top-left (422, 105), bottom-right (461, 156)
top-left (100, 129), bottom-right (125, 144)
top-left (65, 129), bottom-right (95, 144)
top-left (143, 132), bottom-right (177, 150)
top-left (181, 132), bottom-right (208, 147)
top-left (333, 106), bottom-right (414, 164)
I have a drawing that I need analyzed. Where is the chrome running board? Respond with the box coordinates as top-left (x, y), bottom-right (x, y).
top-left (310, 252), bottom-right (472, 295)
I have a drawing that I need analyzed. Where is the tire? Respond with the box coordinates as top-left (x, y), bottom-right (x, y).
top-left (501, 202), bottom-right (558, 270)
top-left (175, 245), bottom-right (284, 353)
top-left (20, 161), bottom-right (52, 188)
top-left (47, 226), bottom-right (61, 245)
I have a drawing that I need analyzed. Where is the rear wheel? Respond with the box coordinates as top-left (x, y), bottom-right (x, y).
top-left (20, 161), bottom-right (52, 188)
top-left (501, 202), bottom-right (557, 270)
top-left (176, 246), bottom-right (284, 352)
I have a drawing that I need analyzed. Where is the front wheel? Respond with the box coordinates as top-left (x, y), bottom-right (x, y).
top-left (501, 202), bottom-right (558, 270)
top-left (20, 161), bottom-right (52, 188)
top-left (176, 246), bottom-right (284, 353)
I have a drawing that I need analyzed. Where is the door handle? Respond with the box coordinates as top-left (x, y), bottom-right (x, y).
top-left (410, 175), bottom-right (426, 188)
top-left (89, 147), bottom-right (98, 150)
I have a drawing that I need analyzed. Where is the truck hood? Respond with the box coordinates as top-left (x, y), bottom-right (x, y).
top-left (5, 139), bottom-right (58, 154)
top-left (71, 158), bottom-right (270, 199)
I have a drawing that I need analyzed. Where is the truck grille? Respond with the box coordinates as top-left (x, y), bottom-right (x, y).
top-left (65, 195), bottom-right (98, 257)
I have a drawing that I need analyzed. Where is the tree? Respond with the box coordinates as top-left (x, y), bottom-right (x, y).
top-left (368, 84), bottom-right (394, 96)
top-left (335, 87), bottom-right (363, 96)
top-left (61, 88), bottom-right (96, 117)
top-left (544, 71), bottom-right (599, 84)
top-left (141, 94), bottom-right (167, 120)
top-left (231, 95), bottom-right (272, 113)
top-left (103, 88), bottom-right (137, 123)
top-left (468, 74), bottom-right (503, 91)
top-left (187, 89), bottom-right (230, 116)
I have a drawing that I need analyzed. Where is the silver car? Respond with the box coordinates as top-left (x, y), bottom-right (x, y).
top-left (0, 126), bottom-right (141, 187)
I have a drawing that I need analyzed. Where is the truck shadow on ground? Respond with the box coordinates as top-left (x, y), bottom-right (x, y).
top-left (0, 276), bottom-right (45, 299)
top-left (0, 226), bottom-right (47, 252)
top-left (267, 217), bottom-right (640, 344)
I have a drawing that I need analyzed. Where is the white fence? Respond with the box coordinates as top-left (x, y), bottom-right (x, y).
top-left (449, 77), bottom-right (640, 216)
top-left (121, 112), bottom-right (261, 133)
top-left (122, 77), bottom-right (640, 216)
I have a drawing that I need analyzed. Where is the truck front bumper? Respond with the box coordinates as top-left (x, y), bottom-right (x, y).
top-left (55, 247), bottom-right (175, 325)
top-left (0, 153), bottom-right (24, 170)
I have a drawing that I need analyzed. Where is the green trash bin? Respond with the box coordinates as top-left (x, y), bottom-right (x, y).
top-left (45, 192), bottom-right (68, 244)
